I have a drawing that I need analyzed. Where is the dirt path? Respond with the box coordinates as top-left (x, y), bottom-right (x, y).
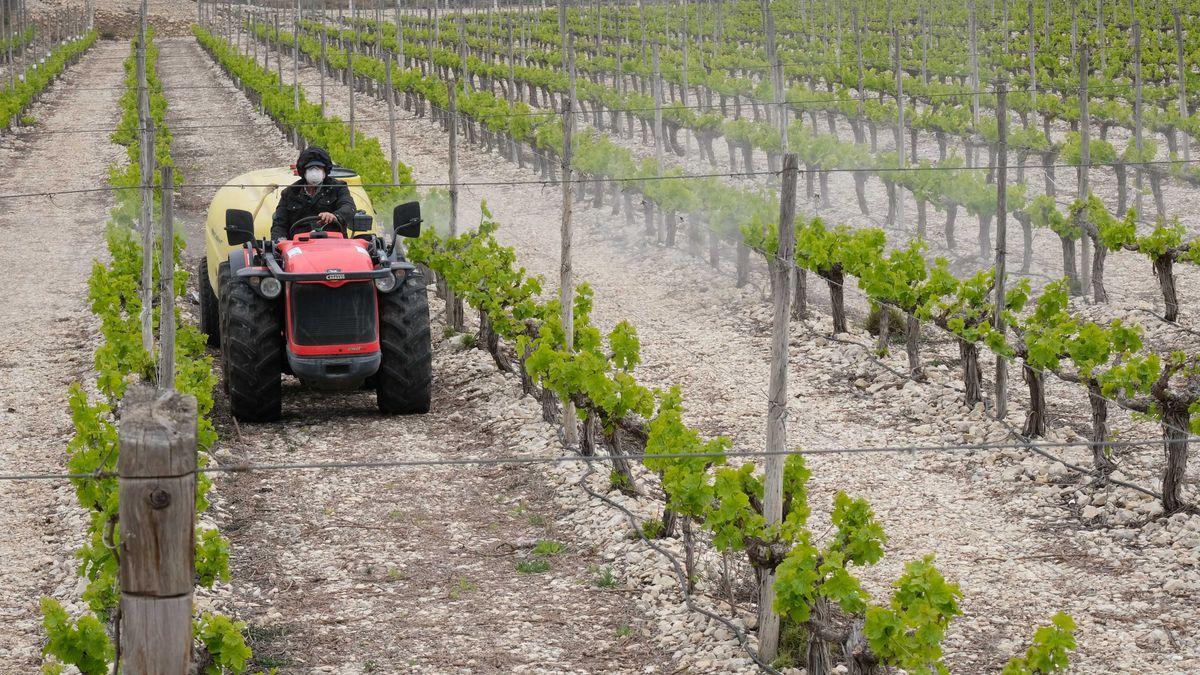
top-left (0, 40), bottom-right (127, 667)
top-left (260, 36), bottom-right (1199, 672)
top-left (162, 35), bottom-right (670, 673)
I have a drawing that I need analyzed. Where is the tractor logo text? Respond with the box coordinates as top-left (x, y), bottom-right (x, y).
top-left (324, 269), bottom-right (345, 281)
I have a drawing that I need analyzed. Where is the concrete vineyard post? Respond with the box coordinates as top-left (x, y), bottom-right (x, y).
top-left (759, 152), bottom-right (799, 664)
top-left (117, 386), bottom-right (198, 673)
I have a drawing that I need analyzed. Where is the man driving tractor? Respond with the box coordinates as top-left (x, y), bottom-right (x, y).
top-left (271, 146), bottom-right (357, 241)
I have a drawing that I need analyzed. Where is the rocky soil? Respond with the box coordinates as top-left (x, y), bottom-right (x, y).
top-left (0, 40), bottom-right (127, 667)
top-left (256, 25), bottom-right (1200, 672)
top-left (156, 35), bottom-right (672, 672)
top-left (3, 10), bottom-right (1199, 673)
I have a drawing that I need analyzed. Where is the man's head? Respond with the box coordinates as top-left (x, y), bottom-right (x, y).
top-left (296, 146), bottom-right (333, 185)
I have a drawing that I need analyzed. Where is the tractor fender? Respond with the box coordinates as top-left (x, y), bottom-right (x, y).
top-left (228, 247), bottom-right (253, 276)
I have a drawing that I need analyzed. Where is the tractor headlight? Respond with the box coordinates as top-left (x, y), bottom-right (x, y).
top-left (375, 272), bottom-right (398, 293)
top-left (260, 276), bottom-right (282, 298)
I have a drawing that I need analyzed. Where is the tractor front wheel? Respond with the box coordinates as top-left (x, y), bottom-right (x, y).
top-left (377, 274), bottom-right (432, 414)
top-left (221, 277), bottom-right (284, 422)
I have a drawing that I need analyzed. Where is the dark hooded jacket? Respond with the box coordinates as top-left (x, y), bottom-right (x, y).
top-left (270, 147), bottom-right (357, 240)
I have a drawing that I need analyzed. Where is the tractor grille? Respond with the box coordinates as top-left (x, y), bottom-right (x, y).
top-left (290, 281), bottom-right (377, 346)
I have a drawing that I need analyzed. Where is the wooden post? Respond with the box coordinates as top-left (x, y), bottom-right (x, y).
top-left (893, 26), bottom-right (904, 230)
top-left (969, 0), bottom-right (980, 128)
top-left (386, 51), bottom-right (399, 184)
top-left (1078, 44), bottom-right (1091, 293)
top-left (320, 28), bottom-right (326, 115)
top-left (118, 386), bottom-right (197, 673)
top-left (457, 14), bottom-right (468, 92)
top-left (137, 0), bottom-right (154, 357)
top-left (652, 42), bottom-right (664, 171)
top-left (158, 167), bottom-right (175, 389)
top-left (1133, 19), bottom-right (1144, 217)
top-left (560, 97), bottom-right (578, 448)
top-left (853, 7), bottom-right (865, 144)
top-left (761, 0), bottom-right (784, 148)
top-left (1027, 0), bottom-right (1036, 105)
top-left (1174, 10), bottom-right (1189, 165)
top-left (292, 0), bottom-right (300, 113)
top-left (759, 152), bottom-right (799, 664)
top-left (347, 51), bottom-right (356, 148)
top-left (447, 76), bottom-right (463, 331)
top-left (275, 10), bottom-right (282, 89)
top-left (994, 79), bottom-right (1008, 420)
top-left (396, 0), bottom-right (404, 66)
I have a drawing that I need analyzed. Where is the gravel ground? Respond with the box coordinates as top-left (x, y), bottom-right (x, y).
top-left (159, 34), bottom-right (671, 673)
top-left (257, 32), bottom-right (1200, 672)
top-left (0, 40), bottom-right (127, 667)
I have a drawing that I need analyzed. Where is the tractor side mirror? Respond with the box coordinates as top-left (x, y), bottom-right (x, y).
top-left (392, 201), bottom-right (422, 238)
top-left (350, 210), bottom-right (373, 233)
top-left (225, 209), bottom-right (256, 246)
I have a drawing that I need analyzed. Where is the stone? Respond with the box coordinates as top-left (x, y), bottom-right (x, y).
top-left (1081, 505), bottom-right (1103, 520)
top-left (1163, 578), bottom-right (1190, 593)
top-left (1138, 501), bottom-right (1165, 518)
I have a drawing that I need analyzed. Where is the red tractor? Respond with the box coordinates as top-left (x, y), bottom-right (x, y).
top-left (216, 201), bottom-right (431, 422)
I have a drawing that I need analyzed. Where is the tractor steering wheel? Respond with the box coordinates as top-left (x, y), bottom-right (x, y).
top-left (289, 214), bottom-right (344, 237)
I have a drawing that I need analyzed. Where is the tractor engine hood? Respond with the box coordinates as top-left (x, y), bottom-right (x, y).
top-left (277, 236), bottom-right (376, 281)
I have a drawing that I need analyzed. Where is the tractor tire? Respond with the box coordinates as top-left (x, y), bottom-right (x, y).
top-left (221, 277), bottom-right (284, 422)
top-left (197, 258), bottom-right (225, 347)
top-left (377, 274), bottom-right (432, 414)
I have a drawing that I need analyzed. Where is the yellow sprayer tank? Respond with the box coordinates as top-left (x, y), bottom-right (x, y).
top-left (203, 166), bottom-right (377, 292)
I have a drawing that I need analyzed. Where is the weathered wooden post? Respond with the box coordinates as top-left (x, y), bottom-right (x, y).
top-left (347, 49), bottom-right (356, 148)
top-left (994, 79), bottom-right (1008, 420)
top-left (447, 76), bottom-right (463, 331)
top-left (118, 386), bottom-right (197, 673)
top-left (1078, 44), bottom-right (1091, 293)
top-left (1174, 9), bottom-right (1189, 165)
top-left (386, 50), bottom-right (399, 185)
top-left (159, 167), bottom-right (175, 389)
top-left (560, 95), bottom-right (578, 448)
top-left (319, 28), bottom-right (326, 115)
top-left (759, 152), bottom-right (799, 664)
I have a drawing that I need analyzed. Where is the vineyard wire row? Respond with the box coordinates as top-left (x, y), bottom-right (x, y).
top-left (0, 79), bottom-right (1167, 136)
top-left (7, 154), bottom-right (1200, 198)
top-left (0, 436), bottom-right (1184, 483)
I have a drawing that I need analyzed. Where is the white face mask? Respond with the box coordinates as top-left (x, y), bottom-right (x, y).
top-left (304, 166), bottom-right (325, 185)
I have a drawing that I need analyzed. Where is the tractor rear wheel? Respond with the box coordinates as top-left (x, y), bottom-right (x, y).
top-left (377, 274), bottom-right (432, 414)
top-left (221, 277), bottom-right (284, 422)
top-left (197, 258), bottom-right (225, 347)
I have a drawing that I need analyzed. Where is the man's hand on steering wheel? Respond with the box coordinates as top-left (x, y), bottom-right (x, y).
top-left (316, 211), bottom-right (337, 228)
